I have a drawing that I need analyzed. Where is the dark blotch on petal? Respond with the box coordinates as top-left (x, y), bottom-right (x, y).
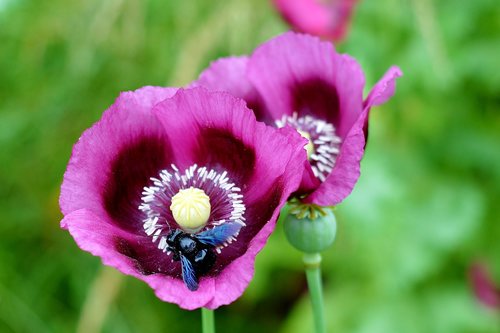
top-left (115, 237), bottom-right (138, 259)
top-left (247, 96), bottom-right (273, 125)
top-left (363, 120), bottom-right (369, 148)
top-left (213, 178), bottom-right (283, 271)
top-left (103, 135), bottom-right (172, 233)
top-left (114, 237), bottom-right (154, 275)
top-left (291, 78), bottom-right (340, 127)
top-left (114, 237), bottom-right (179, 276)
top-left (196, 128), bottom-right (256, 184)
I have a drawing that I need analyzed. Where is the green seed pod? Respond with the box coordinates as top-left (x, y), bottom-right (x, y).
top-left (283, 206), bottom-right (336, 253)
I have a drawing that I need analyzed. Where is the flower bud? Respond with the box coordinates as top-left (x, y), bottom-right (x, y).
top-left (283, 206), bottom-right (336, 253)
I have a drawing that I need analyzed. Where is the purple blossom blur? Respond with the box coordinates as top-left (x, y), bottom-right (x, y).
top-left (194, 32), bottom-right (402, 206)
top-left (272, 0), bottom-right (359, 41)
top-left (59, 87), bottom-right (305, 310)
top-left (469, 263), bottom-right (500, 309)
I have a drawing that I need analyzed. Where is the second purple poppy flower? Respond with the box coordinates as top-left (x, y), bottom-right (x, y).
top-left (194, 32), bottom-right (402, 206)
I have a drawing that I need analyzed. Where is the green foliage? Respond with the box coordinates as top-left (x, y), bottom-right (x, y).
top-left (0, 0), bottom-right (499, 332)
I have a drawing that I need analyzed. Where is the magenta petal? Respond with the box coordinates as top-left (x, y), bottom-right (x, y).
top-left (273, 0), bottom-right (332, 38)
top-left (153, 87), bottom-right (255, 181)
top-left (206, 209), bottom-right (278, 309)
top-left (304, 66), bottom-right (401, 205)
top-left (299, 161), bottom-right (321, 192)
top-left (61, 209), bottom-right (147, 276)
top-left (193, 57), bottom-right (270, 123)
top-left (62, 209), bottom-right (215, 310)
top-left (151, 88), bottom-right (306, 306)
top-left (206, 131), bottom-right (306, 308)
top-left (61, 87), bottom-right (306, 309)
top-left (193, 57), bottom-right (251, 97)
top-left (303, 110), bottom-right (367, 206)
top-left (273, 0), bottom-right (358, 41)
top-left (363, 66), bottom-right (403, 110)
top-left (154, 87), bottom-right (306, 207)
top-left (60, 86), bottom-right (177, 233)
top-left (247, 32), bottom-right (365, 138)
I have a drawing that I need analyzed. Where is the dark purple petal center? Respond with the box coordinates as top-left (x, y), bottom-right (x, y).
top-left (139, 164), bottom-right (245, 248)
top-left (114, 236), bottom-right (179, 275)
top-left (216, 177), bottom-right (284, 265)
top-left (103, 135), bottom-right (173, 234)
top-left (195, 128), bottom-right (256, 184)
top-left (246, 95), bottom-right (273, 124)
top-left (291, 78), bottom-right (340, 128)
top-left (137, 164), bottom-right (247, 282)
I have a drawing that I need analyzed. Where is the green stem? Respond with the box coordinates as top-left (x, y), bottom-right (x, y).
top-left (303, 253), bottom-right (325, 333)
top-left (201, 308), bottom-right (215, 333)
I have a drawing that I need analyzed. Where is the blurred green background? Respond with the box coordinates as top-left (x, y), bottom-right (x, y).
top-left (1, 0), bottom-right (499, 332)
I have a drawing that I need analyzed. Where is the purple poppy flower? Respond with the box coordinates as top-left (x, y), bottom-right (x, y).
top-left (272, 0), bottom-right (359, 41)
top-left (194, 32), bottom-right (402, 206)
top-left (59, 86), bottom-right (306, 310)
top-left (469, 263), bottom-right (500, 309)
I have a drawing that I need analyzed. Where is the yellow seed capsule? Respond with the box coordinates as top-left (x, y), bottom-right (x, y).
top-left (297, 129), bottom-right (315, 159)
top-left (170, 187), bottom-right (211, 232)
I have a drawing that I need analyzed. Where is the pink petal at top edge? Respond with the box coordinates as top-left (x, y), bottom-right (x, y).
top-left (273, 0), bottom-right (359, 41)
top-left (273, 0), bottom-right (331, 37)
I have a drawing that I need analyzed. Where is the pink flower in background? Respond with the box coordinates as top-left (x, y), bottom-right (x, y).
top-left (272, 0), bottom-right (359, 41)
top-left (195, 32), bottom-right (402, 206)
top-left (469, 263), bottom-right (500, 309)
top-left (59, 87), bottom-right (305, 310)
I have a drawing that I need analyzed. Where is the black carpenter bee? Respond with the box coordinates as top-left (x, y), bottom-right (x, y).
top-left (166, 222), bottom-right (242, 291)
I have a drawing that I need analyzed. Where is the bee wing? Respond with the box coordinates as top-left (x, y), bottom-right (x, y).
top-left (196, 222), bottom-right (242, 247)
top-left (180, 254), bottom-right (198, 291)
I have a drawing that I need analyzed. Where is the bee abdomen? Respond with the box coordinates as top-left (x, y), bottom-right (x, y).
top-left (193, 248), bottom-right (216, 275)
